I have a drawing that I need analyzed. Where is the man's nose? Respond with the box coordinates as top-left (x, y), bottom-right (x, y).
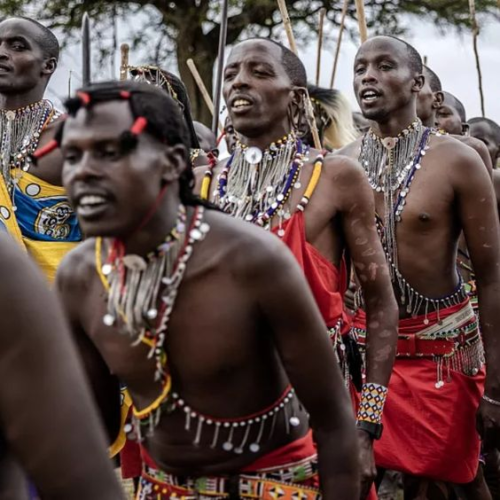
top-left (72, 152), bottom-right (104, 181)
top-left (362, 67), bottom-right (378, 84)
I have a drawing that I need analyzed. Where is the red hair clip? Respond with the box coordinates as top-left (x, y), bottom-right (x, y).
top-left (33, 139), bottom-right (59, 160)
top-left (77, 91), bottom-right (91, 105)
top-left (130, 117), bottom-right (148, 136)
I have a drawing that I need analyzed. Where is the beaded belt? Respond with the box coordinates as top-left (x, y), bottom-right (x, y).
top-left (138, 456), bottom-right (320, 499)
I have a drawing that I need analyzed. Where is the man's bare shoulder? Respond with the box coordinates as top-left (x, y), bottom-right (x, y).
top-left (451, 135), bottom-right (492, 175)
top-left (321, 153), bottom-right (369, 194)
top-left (334, 137), bottom-right (363, 160)
top-left (57, 239), bottom-right (97, 293)
top-left (431, 134), bottom-right (485, 170)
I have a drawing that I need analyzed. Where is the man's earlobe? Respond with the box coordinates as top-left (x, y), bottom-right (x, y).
top-left (413, 75), bottom-right (425, 93)
top-left (43, 58), bottom-right (57, 76)
top-left (433, 91), bottom-right (444, 109)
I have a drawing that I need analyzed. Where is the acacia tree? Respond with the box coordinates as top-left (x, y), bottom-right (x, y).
top-left (0, 0), bottom-right (497, 124)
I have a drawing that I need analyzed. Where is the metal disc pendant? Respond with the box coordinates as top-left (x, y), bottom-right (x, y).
top-left (249, 443), bottom-right (260, 453)
top-left (244, 147), bottom-right (263, 165)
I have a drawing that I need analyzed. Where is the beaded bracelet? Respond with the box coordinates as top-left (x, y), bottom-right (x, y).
top-left (356, 383), bottom-right (388, 425)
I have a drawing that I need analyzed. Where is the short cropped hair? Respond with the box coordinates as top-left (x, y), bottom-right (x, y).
top-left (247, 38), bottom-right (307, 87)
top-left (443, 91), bottom-right (466, 122)
top-left (468, 117), bottom-right (500, 142)
top-left (384, 35), bottom-right (423, 75)
top-left (423, 66), bottom-right (442, 93)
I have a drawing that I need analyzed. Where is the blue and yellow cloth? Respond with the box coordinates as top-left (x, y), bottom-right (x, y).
top-left (0, 171), bottom-right (81, 281)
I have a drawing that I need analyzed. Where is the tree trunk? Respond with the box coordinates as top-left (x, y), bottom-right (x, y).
top-left (176, 26), bottom-right (217, 127)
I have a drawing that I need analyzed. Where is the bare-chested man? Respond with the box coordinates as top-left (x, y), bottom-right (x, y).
top-left (0, 232), bottom-right (124, 499)
top-left (416, 65), bottom-right (492, 174)
top-left (195, 38), bottom-right (398, 498)
top-left (55, 80), bottom-right (359, 499)
top-left (469, 117), bottom-right (500, 170)
top-left (338, 35), bottom-right (500, 498)
top-left (0, 17), bottom-right (81, 281)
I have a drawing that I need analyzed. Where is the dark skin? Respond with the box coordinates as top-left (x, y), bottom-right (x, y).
top-left (436, 92), bottom-right (467, 136)
top-left (57, 100), bottom-right (359, 499)
top-left (0, 18), bottom-right (63, 186)
top-left (193, 120), bottom-right (216, 152)
top-left (193, 39), bottom-right (398, 499)
top-left (0, 232), bottom-right (124, 500)
top-left (469, 120), bottom-right (500, 170)
top-left (338, 35), bottom-right (500, 491)
top-left (417, 68), bottom-right (492, 176)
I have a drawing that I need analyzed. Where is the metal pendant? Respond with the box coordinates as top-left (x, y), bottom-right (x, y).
top-left (244, 146), bottom-right (263, 165)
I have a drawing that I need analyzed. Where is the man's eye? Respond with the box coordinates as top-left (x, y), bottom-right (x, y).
top-left (224, 72), bottom-right (236, 80)
top-left (355, 67), bottom-right (365, 75)
top-left (63, 151), bottom-right (80, 164)
top-left (380, 64), bottom-right (392, 71)
top-left (11, 43), bottom-right (26, 50)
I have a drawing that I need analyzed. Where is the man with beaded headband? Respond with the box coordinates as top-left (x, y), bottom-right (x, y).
top-left (338, 35), bottom-right (500, 498)
top-left (0, 17), bottom-right (81, 281)
top-left (194, 38), bottom-right (399, 498)
top-left (54, 80), bottom-right (359, 499)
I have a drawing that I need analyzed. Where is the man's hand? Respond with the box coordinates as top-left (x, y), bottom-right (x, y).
top-left (477, 398), bottom-right (500, 450)
top-left (358, 429), bottom-right (377, 499)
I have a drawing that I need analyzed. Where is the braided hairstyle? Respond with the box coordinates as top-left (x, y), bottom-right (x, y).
top-left (39, 80), bottom-right (210, 208)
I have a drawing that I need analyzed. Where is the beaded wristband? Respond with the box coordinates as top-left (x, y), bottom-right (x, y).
top-left (356, 383), bottom-right (388, 425)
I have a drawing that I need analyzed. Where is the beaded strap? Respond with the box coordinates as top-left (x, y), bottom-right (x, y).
top-left (356, 383), bottom-right (388, 425)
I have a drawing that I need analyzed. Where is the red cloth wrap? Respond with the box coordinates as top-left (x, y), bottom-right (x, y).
top-left (273, 211), bottom-right (350, 332)
top-left (354, 301), bottom-right (485, 483)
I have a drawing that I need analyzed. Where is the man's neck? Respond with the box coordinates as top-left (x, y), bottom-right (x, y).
top-left (0, 90), bottom-right (46, 111)
top-left (238, 124), bottom-right (292, 152)
top-left (115, 191), bottom-right (184, 257)
top-left (420, 111), bottom-right (436, 129)
top-left (371, 110), bottom-right (419, 138)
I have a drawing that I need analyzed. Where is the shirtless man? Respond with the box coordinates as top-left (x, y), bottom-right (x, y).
top-left (416, 65), bottom-right (492, 174)
top-left (338, 35), bottom-right (500, 497)
top-left (0, 17), bottom-right (81, 281)
top-left (436, 91), bottom-right (468, 136)
top-left (0, 232), bottom-right (123, 499)
top-left (56, 80), bottom-right (359, 499)
top-left (195, 38), bottom-right (398, 498)
top-left (193, 120), bottom-right (217, 153)
top-left (469, 117), bottom-right (500, 170)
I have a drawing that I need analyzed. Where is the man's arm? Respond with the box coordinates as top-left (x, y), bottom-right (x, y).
top-left (458, 135), bottom-right (493, 177)
top-left (249, 233), bottom-right (359, 500)
top-left (454, 144), bottom-right (500, 447)
top-left (0, 235), bottom-right (124, 500)
top-left (55, 244), bottom-right (122, 444)
top-left (334, 157), bottom-right (398, 389)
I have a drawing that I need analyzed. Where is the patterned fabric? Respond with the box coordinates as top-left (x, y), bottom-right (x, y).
top-left (0, 171), bottom-right (81, 281)
top-left (357, 383), bottom-right (388, 424)
top-left (136, 457), bottom-right (321, 499)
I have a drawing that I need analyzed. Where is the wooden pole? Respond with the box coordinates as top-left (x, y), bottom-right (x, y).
top-left (354, 0), bottom-right (368, 44)
top-left (315, 8), bottom-right (327, 85)
top-left (276, 0), bottom-right (322, 150)
top-left (81, 13), bottom-right (91, 86)
top-left (469, 0), bottom-right (486, 117)
top-left (120, 44), bottom-right (129, 81)
top-left (187, 59), bottom-right (223, 132)
top-left (330, 0), bottom-right (349, 88)
top-left (277, 0), bottom-right (298, 54)
top-left (212, 0), bottom-right (229, 135)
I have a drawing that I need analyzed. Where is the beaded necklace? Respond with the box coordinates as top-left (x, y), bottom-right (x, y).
top-left (0, 100), bottom-right (59, 198)
top-left (215, 134), bottom-right (307, 229)
top-left (96, 206), bottom-right (210, 433)
top-left (359, 122), bottom-right (467, 321)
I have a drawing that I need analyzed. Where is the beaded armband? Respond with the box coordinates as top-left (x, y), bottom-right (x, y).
top-left (356, 383), bottom-right (388, 425)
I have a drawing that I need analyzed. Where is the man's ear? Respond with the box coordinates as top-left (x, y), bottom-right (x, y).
top-left (290, 86), bottom-right (306, 107)
top-left (433, 91), bottom-right (444, 110)
top-left (161, 144), bottom-right (188, 183)
top-left (412, 74), bottom-right (425, 93)
top-left (462, 123), bottom-right (470, 136)
top-left (42, 57), bottom-right (57, 77)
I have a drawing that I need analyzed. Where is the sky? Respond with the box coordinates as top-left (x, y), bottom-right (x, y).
top-left (47, 13), bottom-right (500, 125)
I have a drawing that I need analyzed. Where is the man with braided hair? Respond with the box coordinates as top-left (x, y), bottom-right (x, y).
top-left (54, 80), bottom-right (359, 500)
top-left (0, 17), bottom-right (81, 281)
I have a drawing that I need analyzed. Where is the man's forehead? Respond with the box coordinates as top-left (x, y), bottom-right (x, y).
top-left (64, 101), bottom-right (133, 139)
top-left (228, 40), bottom-right (282, 65)
top-left (356, 37), bottom-right (406, 61)
top-left (0, 18), bottom-right (39, 40)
